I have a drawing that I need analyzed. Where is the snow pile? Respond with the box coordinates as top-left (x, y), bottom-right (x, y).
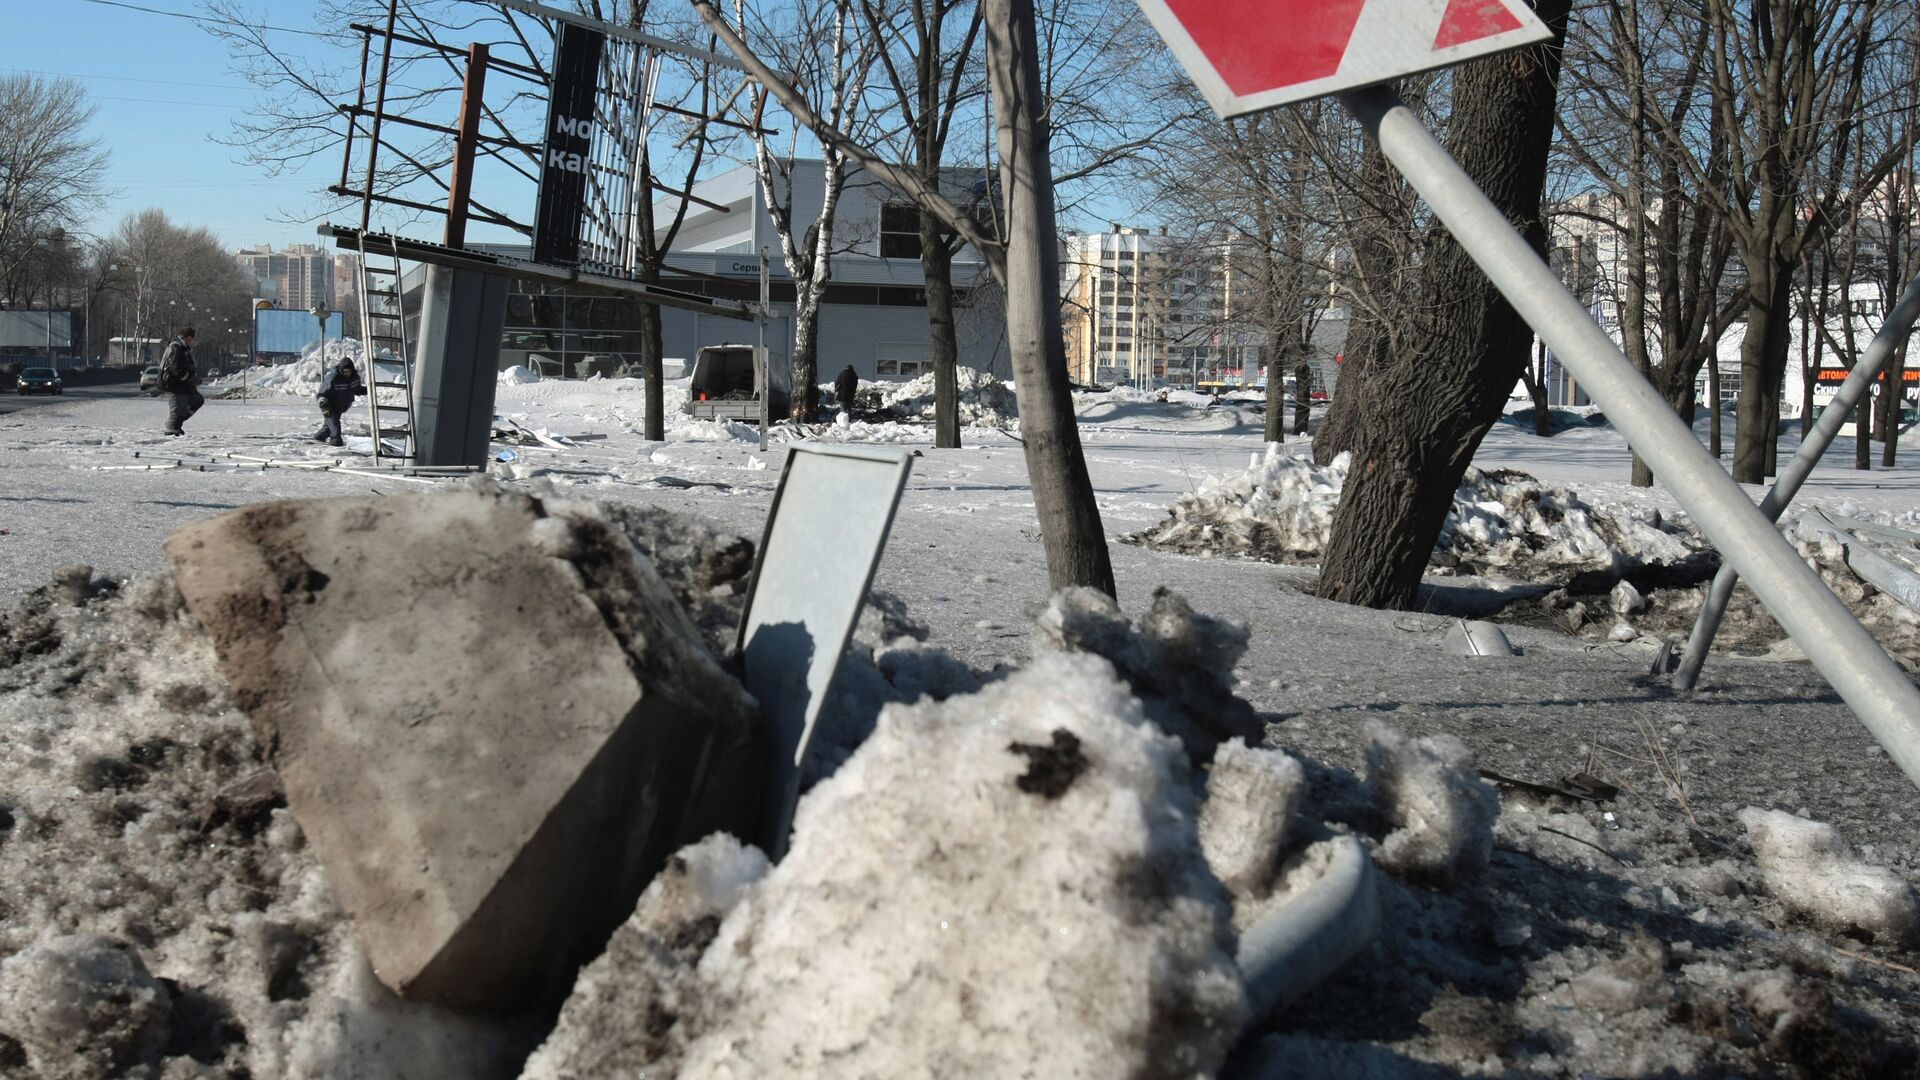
top-left (212, 339), bottom-right (396, 400)
top-left (499, 365), bottom-right (540, 385)
top-left (528, 652), bottom-right (1247, 1078)
top-left (1133, 443), bottom-right (1713, 584)
top-left (1030, 586), bottom-right (1263, 764)
top-left (1364, 722), bottom-right (1498, 884)
top-left (1738, 807), bottom-right (1919, 945)
top-left (875, 365), bottom-right (1019, 428)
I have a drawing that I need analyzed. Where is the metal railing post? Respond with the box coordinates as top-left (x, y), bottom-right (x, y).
top-left (1673, 272), bottom-right (1920, 690)
top-left (1337, 85), bottom-right (1920, 791)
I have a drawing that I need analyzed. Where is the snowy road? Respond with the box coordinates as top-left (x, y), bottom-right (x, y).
top-left (0, 379), bottom-right (143, 417)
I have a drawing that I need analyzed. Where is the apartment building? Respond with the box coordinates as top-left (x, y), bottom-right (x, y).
top-left (235, 243), bottom-right (335, 312)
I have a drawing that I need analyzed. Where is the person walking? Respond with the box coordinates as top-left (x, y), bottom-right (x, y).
top-left (834, 364), bottom-right (860, 416)
top-left (313, 355), bottom-right (367, 448)
top-left (157, 327), bottom-right (202, 436)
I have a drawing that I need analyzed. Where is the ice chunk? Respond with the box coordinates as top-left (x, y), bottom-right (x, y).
top-left (0, 934), bottom-right (172, 1079)
top-left (1610, 579), bottom-right (1648, 615)
top-left (1201, 739), bottom-right (1306, 899)
top-left (1738, 807), bottom-right (1919, 945)
top-left (1365, 722), bottom-right (1498, 884)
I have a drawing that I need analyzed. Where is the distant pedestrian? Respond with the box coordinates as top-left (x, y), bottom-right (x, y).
top-left (834, 364), bottom-right (859, 415)
top-left (313, 355), bottom-right (367, 448)
top-left (157, 327), bottom-right (202, 436)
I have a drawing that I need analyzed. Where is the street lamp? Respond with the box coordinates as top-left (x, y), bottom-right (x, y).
top-left (36, 228), bottom-right (68, 368)
top-left (312, 304), bottom-right (330, 364)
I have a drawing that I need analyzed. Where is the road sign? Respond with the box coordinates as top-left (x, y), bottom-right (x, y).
top-left (1136, 0), bottom-right (1554, 116)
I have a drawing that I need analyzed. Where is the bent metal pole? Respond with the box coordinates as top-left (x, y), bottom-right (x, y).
top-left (1673, 272), bottom-right (1920, 691)
top-left (1337, 85), bottom-right (1920, 792)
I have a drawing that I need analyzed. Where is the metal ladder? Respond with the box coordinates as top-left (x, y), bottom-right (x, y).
top-left (354, 233), bottom-right (415, 461)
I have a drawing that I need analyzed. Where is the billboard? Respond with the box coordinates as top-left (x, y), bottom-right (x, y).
top-left (255, 309), bottom-right (345, 356)
top-left (0, 310), bottom-right (73, 351)
top-left (531, 22), bottom-right (605, 268)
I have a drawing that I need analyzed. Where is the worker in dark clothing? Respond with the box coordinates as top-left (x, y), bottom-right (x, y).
top-left (834, 364), bottom-right (860, 416)
top-left (157, 328), bottom-right (202, 436)
top-left (313, 356), bottom-right (367, 447)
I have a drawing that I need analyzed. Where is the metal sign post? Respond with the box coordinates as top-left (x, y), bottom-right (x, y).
top-left (1671, 271), bottom-right (1920, 690)
top-left (1135, 0), bottom-right (1920, 791)
top-left (1334, 85), bottom-right (1920, 786)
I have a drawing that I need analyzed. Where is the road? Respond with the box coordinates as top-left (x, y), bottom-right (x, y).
top-left (0, 380), bottom-right (145, 417)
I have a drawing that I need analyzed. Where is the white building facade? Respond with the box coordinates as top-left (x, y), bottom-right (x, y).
top-left (653, 162), bottom-right (1009, 383)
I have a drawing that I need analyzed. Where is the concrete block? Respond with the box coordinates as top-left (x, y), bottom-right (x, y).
top-left (163, 488), bottom-right (762, 1010)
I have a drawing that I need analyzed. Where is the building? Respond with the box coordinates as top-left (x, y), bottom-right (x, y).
top-left (235, 244), bottom-right (335, 312)
top-left (392, 161), bottom-right (1008, 384)
top-left (1061, 225), bottom-right (1340, 392)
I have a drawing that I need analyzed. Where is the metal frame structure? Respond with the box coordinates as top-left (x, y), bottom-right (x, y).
top-left (1336, 86), bottom-right (1920, 790)
top-left (1672, 272), bottom-right (1920, 689)
top-left (325, 0), bottom-right (766, 323)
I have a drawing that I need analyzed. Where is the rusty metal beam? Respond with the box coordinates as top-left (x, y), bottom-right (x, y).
top-left (446, 43), bottom-right (490, 249)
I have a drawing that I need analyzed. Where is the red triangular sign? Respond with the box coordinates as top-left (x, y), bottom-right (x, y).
top-left (1433, 0), bottom-right (1525, 48)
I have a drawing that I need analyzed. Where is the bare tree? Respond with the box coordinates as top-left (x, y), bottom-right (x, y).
top-left (695, 0), bottom-right (1117, 596)
top-left (734, 0), bottom-right (873, 421)
top-left (0, 75), bottom-right (110, 307)
top-left (95, 209), bottom-right (257, 364)
top-left (1686, 0), bottom-right (1912, 482)
top-left (1555, 0), bottom-right (1743, 486)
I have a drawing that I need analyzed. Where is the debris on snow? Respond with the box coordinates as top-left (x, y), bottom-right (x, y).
top-left (1364, 722), bottom-right (1499, 884)
top-left (1610, 579), bottom-right (1648, 615)
top-left (1030, 586), bottom-right (1263, 764)
top-left (1738, 807), bottom-right (1920, 945)
top-left (533, 653), bottom-right (1247, 1079)
top-left (0, 934), bottom-right (172, 1080)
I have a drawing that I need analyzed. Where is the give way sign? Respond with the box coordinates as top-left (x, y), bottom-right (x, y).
top-left (1136, 0), bottom-right (1553, 117)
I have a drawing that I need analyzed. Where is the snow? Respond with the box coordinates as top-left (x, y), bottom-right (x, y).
top-left (1738, 807), bottom-right (1920, 945)
top-left (1363, 723), bottom-right (1499, 885)
top-left (1199, 740), bottom-right (1306, 900)
top-left (534, 653), bottom-right (1246, 1079)
top-left (4, 367), bottom-right (1920, 1077)
top-left (872, 365), bottom-right (1018, 427)
top-left (0, 934), bottom-right (172, 1079)
top-left (1135, 442), bottom-right (1710, 584)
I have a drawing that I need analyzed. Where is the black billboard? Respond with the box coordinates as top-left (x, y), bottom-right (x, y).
top-left (532, 23), bottom-right (604, 268)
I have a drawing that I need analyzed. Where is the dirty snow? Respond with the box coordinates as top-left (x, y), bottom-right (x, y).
top-left (1739, 807), bottom-right (1920, 945)
top-left (4, 370), bottom-right (1920, 1077)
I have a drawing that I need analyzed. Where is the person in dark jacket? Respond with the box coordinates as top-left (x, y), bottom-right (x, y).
top-left (157, 328), bottom-right (202, 436)
top-left (313, 356), bottom-right (367, 447)
top-left (834, 364), bottom-right (860, 417)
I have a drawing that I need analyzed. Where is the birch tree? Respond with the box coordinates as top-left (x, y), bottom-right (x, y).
top-left (735, 0), bottom-right (873, 421)
top-left (694, 0), bottom-right (1116, 596)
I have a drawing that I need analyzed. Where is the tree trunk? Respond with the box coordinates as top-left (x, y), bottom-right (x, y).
top-left (1881, 347), bottom-right (1907, 466)
top-left (1313, 145), bottom-right (1399, 466)
top-left (1732, 263), bottom-right (1792, 483)
top-left (1531, 339), bottom-right (1551, 437)
top-left (1315, 0), bottom-right (1570, 610)
top-left (638, 277), bottom-right (665, 441)
top-left (1263, 320), bottom-right (1286, 444)
top-left (1292, 358), bottom-right (1312, 435)
top-left (985, 0), bottom-right (1115, 597)
top-left (791, 277), bottom-right (822, 422)
top-left (1708, 349), bottom-right (1723, 456)
top-left (922, 215), bottom-right (961, 448)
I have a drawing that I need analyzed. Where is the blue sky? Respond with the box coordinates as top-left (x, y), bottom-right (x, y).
top-left (3, 0), bottom-right (345, 250)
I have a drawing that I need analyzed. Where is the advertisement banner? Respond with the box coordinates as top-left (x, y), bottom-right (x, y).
top-left (532, 23), bottom-right (605, 267)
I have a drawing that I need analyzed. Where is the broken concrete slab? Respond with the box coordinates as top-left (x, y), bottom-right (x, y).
top-left (164, 487), bottom-right (762, 1010)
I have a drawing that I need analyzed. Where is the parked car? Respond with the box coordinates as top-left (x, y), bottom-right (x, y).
top-left (17, 368), bottom-right (62, 396)
top-left (139, 366), bottom-right (162, 393)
